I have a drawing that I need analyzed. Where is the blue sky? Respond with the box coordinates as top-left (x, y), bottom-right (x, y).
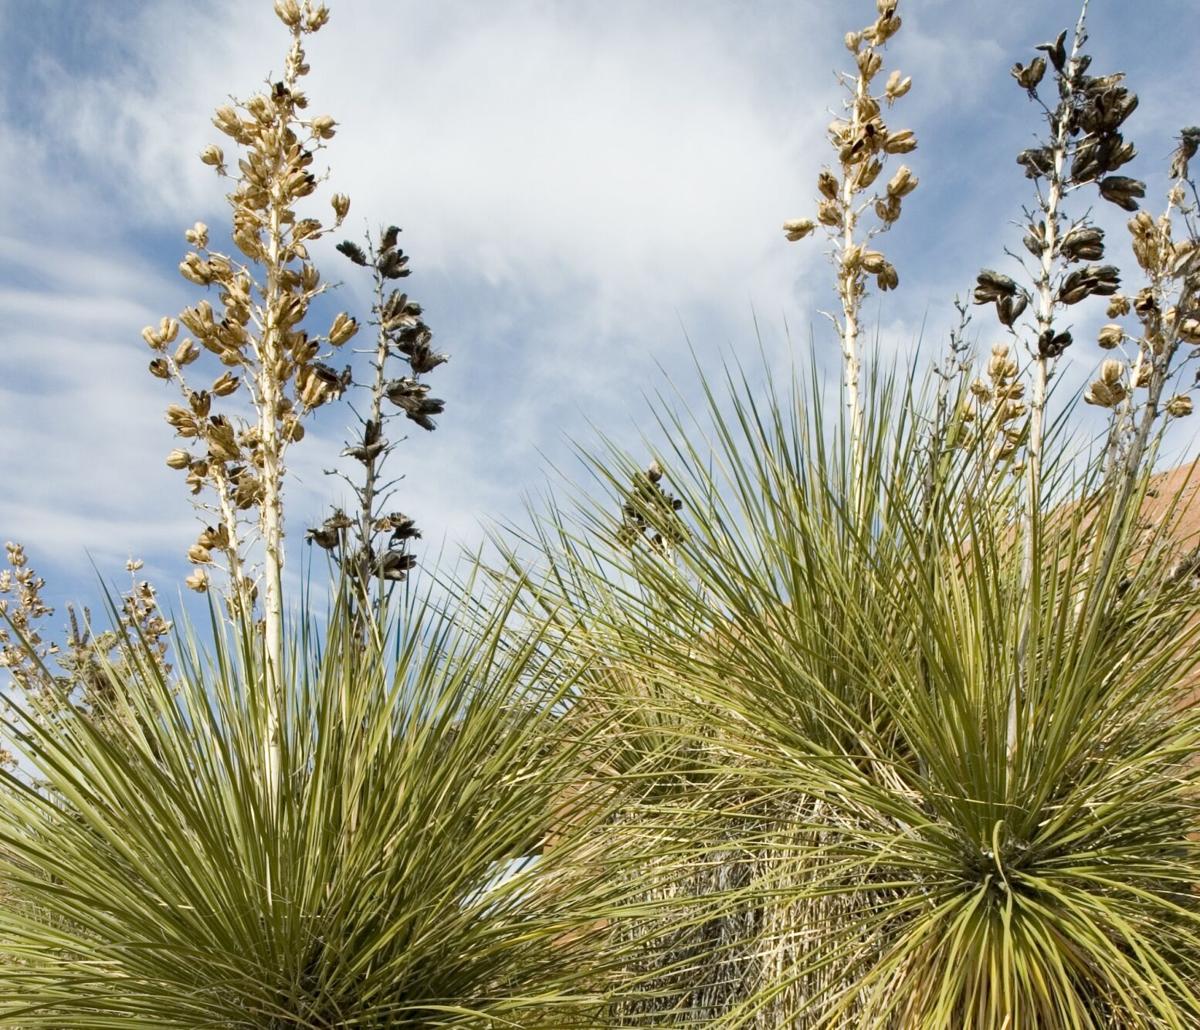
top-left (1, 0), bottom-right (1198, 624)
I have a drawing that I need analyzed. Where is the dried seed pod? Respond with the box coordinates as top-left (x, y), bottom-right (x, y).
top-left (996, 293), bottom-right (1029, 328)
top-left (184, 222), bottom-right (209, 249)
top-left (199, 145), bottom-right (224, 169)
top-left (857, 49), bottom-right (883, 80)
top-left (869, 12), bottom-right (901, 46)
top-left (1035, 30), bottom-right (1067, 73)
top-left (1016, 147), bottom-right (1054, 180)
top-left (328, 312), bottom-right (358, 345)
top-left (1058, 264), bottom-right (1121, 305)
top-left (884, 69), bottom-right (911, 103)
top-left (1170, 126), bottom-right (1200, 180)
top-left (988, 344), bottom-right (1018, 380)
top-left (377, 549), bottom-right (417, 582)
top-left (874, 195), bottom-right (901, 224)
top-left (273, 0), bottom-right (301, 27)
top-left (198, 524), bottom-right (230, 550)
top-left (1167, 395), bottom-right (1194, 417)
top-left (1107, 294), bottom-right (1131, 318)
top-left (1098, 175), bottom-right (1146, 211)
top-left (854, 158), bottom-right (883, 190)
top-left (973, 269), bottom-right (1019, 304)
top-left (187, 543), bottom-right (214, 565)
top-left (860, 250), bottom-right (887, 274)
top-left (1133, 287), bottom-right (1158, 318)
top-left (783, 218), bottom-right (816, 242)
top-left (1178, 318), bottom-right (1200, 344)
top-left (189, 390), bottom-right (212, 418)
top-left (336, 240), bottom-right (368, 266)
top-left (1059, 225), bottom-right (1105, 263)
top-left (1100, 358), bottom-right (1124, 385)
top-left (178, 253), bottom-right (213, 286)
top-left (184, 569), bottom-right (209, 593)
top-left (883, 129), bottom-right (916, 154)
top-left (817, 170), bottom-right (839, 200)
top-left (817, 199), bottom-right (842, 228)
top-left (1097, 324), bottom-right (1125, 349)
top-left (1023, 222), bottom-right (1046, 256)
top-left (174, 339), bottom-right (200, 365)
top-left (165, 405), bottom-right (199, 438)
top-left (165, 449), bottom-right (192, 470)
top-left (886, 164), bottom-right (917, 198)
top-left (876, 262), bottom-right (899, 291)
top-left (377, 248), bottom-right (410, 279)
top-left (212, 106), bottom-right (244, 139)
top-left (1010, 57), bottom-right (1046, 93)
top-left (1084, 378), bottom-right (1126, 408)
top-left (1038, 329), bottom-right (1073, 358)
top-left (309, 115), bottom-right (336, 139)
top-left (211, 372), bottom-right (240, 397)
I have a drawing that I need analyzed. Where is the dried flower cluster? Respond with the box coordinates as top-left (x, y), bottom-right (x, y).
top-left (1086, 172), bottom-right (1200, 431)
top-left (0, 548), bottom-right (170, 746)
top-left (307, 225), bottom-right (448, 598)
top-left (51, 561), bottom-right (172, 722)
top-left (0, 542), bottom-right (56, 696)
top-left (972, 8), bottom-right (1143, 491)
top-left (961, 343), bottom-right (1027, 466)
top-left (145, 0), bottom-right (347, 669)
top-left (783, 0), bottom-right (917, 484)
top-left (617, 462), bottom-right (687, 556)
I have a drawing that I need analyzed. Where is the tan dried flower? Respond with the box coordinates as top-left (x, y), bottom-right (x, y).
top-left (883, 129), bottom-right (917, 154)
top-left (174, 339), bottom-right (200, 365)
top-left (211, 372), bottom-right (240, 397)
top-left (184, 569), bottom-right (209, 593)
top-left (884, 70), bottom-right (912, 103)
top-left (273, 0), bottom-right (301, 27)
top-left (857, 49), bottom-right (883, 80)
top-left (310, 114), bottom-right (336, 139)
top-left (783, 218), bottom-right (817, 242)
top-left (198, 524), bottom-right (230, 550)
top-left (886, 165), bottom-right (918, 198)
top-left (187, 543), bottom-right (214, 565)
top-left (328, 312), bottom-right (359, 346)
top-left (817, 200), bottom-right (842, 227)
top-left (1166, 395), bottom-right (1193, 417)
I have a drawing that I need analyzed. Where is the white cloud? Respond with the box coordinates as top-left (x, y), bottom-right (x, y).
top-left (3, 0), bottom-right (1199, 610)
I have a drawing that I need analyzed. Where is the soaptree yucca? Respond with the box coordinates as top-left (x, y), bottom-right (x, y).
top-left (494, 357), bottom-right (1200, 1026)
top-left (0, 578), bottom-right (683, 1028)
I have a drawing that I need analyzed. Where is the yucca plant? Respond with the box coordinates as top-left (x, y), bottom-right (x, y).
top-left (493, 356), bottom-right (1200, 1026)
top-left (0, 573), bottom-right (701, 1028)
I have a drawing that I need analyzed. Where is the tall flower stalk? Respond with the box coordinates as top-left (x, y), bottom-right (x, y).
top-left (784, 0), bottom-right (917, 504)
top-left (145, 0), bottom-right (358, 782)
top-left (1088, 136), bottom-right (1200, 582)
top-left (307, 226), bottom-right (448, 631)
top-left (971, 1), bottom-right (1140, 759)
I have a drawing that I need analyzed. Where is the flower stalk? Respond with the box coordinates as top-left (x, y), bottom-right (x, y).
top-left (783, 0), bottom-right (916, 507)
top-left (146, 0), bottom-right (352, 790)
